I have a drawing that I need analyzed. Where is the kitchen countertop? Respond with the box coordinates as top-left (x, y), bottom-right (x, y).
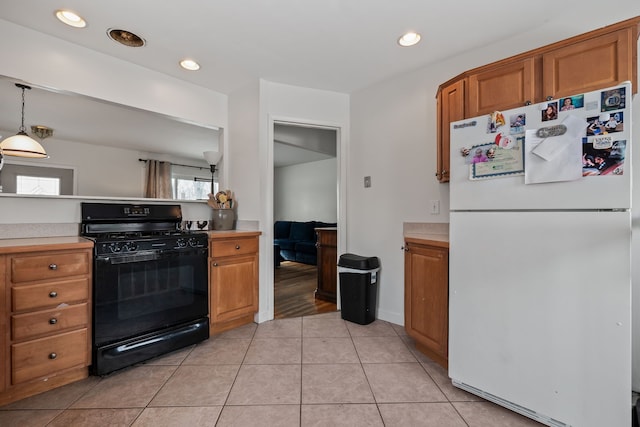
top-left (404, 233), bottom-right (449, 249)
top-left (403, 222), bottom-right (449, 248)
top-left (0, 236), bottom-right (94, 254)
top-left (206, 230), bottom-right (262, 239)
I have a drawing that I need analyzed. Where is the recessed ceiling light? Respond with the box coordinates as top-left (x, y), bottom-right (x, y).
top-left (398, 32), bottom-right (421, 47)
top-left (55, 9), bottom-right (86, 28)
top-left (180, 59), bottom-right (201, 71)
top-left (107, 29), bottom-right (145, 47)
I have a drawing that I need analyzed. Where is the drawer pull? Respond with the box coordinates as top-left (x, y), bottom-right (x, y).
top-left (49, 291), bottom-right (58, 298)
top-left (49, 318), bottom-right (58, 325)
top-left (49, 352), bottom-right (57, 360)
top-left (49, 263), bottom-right (58, 270)
top-left (235, 245), bottom-right (240, 250)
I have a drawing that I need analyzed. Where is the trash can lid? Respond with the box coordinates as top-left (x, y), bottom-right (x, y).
top-left (338, 253), bottom-right (380, 270)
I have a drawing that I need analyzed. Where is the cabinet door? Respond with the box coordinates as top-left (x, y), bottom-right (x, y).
top-left (436, 79), bottom-right (464, 183)
top-left (467, 58), bottom-right (536, 117)
top-left (0, 256), bottom-right (5, 393)
top-left (404, 243), bottom-right (448, 364)
top-left (315, 229), bottom-right (337, 302)
top-left (210, 254), bottom-right (258, 323)
top-left (542, 28), bottom-right (634, 100)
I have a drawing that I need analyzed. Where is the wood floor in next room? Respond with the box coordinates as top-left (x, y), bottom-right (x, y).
top-left (274, 261), bottom-right (336, 319)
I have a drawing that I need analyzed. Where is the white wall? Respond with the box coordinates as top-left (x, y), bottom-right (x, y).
top-left (0, 19), bottom-right (226, 231)
top-left (349, 20), bottom-right (640, 329)
top-left (0, 20), bottom-right (226, 128)
top-left (3, 137), bottom-right (141, 198)
top-left (237, 80), bottom-right (349, 323)
top-left (274, 158), bottom-right (337, 222)
top-left (228, 81), bottom-right (261, 221)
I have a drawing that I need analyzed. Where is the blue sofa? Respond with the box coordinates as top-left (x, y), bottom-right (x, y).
top-left (274, 220), bottom-right (337, 265)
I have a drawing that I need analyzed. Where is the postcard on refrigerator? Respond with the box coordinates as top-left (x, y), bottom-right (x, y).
top-left (469, 136), bottom-right (524, 180)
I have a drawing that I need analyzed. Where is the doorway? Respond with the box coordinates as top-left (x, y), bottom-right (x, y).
top-left (272, 122), bottom-right (339, 318)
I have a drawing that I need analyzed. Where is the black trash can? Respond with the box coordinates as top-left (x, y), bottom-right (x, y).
top-left (338, 253), bottom-right (380, 325)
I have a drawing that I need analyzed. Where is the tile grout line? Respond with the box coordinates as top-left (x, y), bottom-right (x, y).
top-left (214, 324), bottom-right (259, 426)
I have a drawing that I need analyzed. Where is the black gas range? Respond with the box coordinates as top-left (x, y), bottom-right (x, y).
top-left (81, 203), bottom-right (209, 375)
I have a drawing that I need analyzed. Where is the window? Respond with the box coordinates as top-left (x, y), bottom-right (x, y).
top-left (16, 175), bottom-right (61, 195)
top-left (172, 177), bottom-right (214, 200)
top-left (0, 164), bottom-right (74, 195)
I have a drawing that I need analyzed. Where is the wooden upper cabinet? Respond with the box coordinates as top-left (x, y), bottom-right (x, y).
top-left (467, 58), bottom-right (536, 117)
top-left (434, 16), bottom-right (639, 183)
top-left (542, 28), bottom-right (635, 100)
top-left (436, 79), bottom-right (464, 183)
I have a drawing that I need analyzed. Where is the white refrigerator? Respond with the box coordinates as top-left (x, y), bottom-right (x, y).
top-left (448, 82), bottom-right (631, 427)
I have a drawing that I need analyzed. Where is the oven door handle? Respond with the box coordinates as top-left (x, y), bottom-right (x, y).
top-left (97, 251), bottom-right (158, 265)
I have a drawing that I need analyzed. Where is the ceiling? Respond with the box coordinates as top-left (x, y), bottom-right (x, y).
top-left (274, 124), bottom-right (337, 168)
top-left (1, 1), bottom-right (639, 96)
top-left (0, 2), bottom-right (638, 165)
top-left (0, 76), bottom-right (219, 162)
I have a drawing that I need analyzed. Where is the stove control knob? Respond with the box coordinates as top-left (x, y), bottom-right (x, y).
top-left (188, 238), bottom-right (199, 247)
top-left (176, 238), bottom-right (187, 248)
top-left (126, 242), bottom-right (138, 252)
top-left (109, 242), bottom-right (122, 253)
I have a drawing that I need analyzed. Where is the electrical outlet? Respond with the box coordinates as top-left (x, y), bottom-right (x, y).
top-left (364, 176), bottom-right (371, 188)
top-left (430, 200), bottom-right (440, 215)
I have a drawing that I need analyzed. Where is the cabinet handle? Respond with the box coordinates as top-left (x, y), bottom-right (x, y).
top-left (49, 318), bottom-right (58, 325)
top-left (401, 246), bottom-right (409, 252)
top-left (525, 100), bottom-right (532, 106)
top-left (49, 263), bottom-right (58, 270)
top-left (442, 169), bottom-right (447, 175)
top-left (213, 262), bottom-right (218, 267)
top-left (49, 353), bottom-right (57, 360)
top-left (49, 291), bottom-right (58, 298)
top-left (235, 245), bottom-right (240, 250)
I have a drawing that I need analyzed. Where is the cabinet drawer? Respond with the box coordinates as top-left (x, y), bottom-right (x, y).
top-left (12, 329), bottom-right (88, 385)
top-left (12, 278), bottom-right (90, 312)
top-left (12, 303), bottom-right (88, 341)
top-left (11, 251), bottom-right (90, 283)
top-left (210, 238), bottom-right (258, 258)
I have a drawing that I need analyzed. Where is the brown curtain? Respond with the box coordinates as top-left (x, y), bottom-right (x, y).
top-left (144, 160), bottom-right (172, 198)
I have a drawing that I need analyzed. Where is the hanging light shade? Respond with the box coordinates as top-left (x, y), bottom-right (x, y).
top-left (203, 151), bottom-right (222, 195)
top-left (203, 150), bottom-right (222, 166)
top-left (0, 84), bottom-right (48, 158)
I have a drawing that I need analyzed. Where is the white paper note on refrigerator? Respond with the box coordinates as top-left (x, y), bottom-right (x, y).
top-left (525, 115), bottom-right (586, 184)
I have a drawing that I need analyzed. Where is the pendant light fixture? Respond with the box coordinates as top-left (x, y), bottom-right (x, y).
top-left (0, 83), bottom-right (48, 158)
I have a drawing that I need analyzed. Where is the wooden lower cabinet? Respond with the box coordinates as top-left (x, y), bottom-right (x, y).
top-left (404, 238), bottom-right (449, 368)
top-left (0, 238), bottom-right (93, 406)
top-left (315, 228), bottom-right (337, 303)
top-left (209, 232), bottom-right (260, 334)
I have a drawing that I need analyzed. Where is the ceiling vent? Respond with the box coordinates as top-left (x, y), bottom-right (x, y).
top-left (107, 29), bottom-right (145, 47)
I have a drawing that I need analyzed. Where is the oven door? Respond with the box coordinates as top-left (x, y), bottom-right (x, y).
top-left (93, 247), bottom-right (208, 346)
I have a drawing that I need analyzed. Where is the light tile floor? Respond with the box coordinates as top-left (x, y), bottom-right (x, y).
top-left (0, 312), bottom-right (543, 426)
